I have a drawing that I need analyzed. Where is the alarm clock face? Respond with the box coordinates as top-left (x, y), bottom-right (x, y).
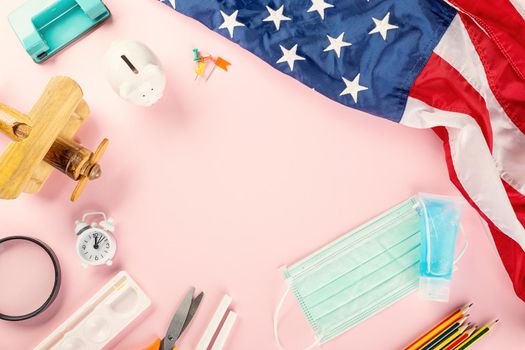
top-left (76, 227), bottom-right (116, 266)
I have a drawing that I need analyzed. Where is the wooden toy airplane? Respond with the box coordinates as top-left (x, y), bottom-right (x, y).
top-left (0, 76), bottom-right (108, 202)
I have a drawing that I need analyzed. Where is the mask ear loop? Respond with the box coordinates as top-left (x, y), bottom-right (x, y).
top-left (273, 280), bottom-right (321, 350)
top-left (454, 224), bottom-right (468, 265)
top-left (415, 197), bottom-right (433, 272)
top-left (479, 217), bottom-right (500, 255)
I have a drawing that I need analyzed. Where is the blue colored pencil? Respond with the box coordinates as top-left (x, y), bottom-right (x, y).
top-left (421, 316), bottom-right (468, 350)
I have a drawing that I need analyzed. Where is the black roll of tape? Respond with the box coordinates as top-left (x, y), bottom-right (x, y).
top-left (0, 236), bottom-right (61, 321)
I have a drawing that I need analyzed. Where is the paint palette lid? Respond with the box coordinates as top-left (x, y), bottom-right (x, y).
top-left (34, 271), bottom-right (151, 350)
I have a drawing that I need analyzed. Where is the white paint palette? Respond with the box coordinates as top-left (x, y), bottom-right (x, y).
top-left (34, 271), bottom-right (151, 350)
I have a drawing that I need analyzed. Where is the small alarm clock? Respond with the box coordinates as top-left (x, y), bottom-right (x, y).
top-left (74, 212), bottom-right (116, 267)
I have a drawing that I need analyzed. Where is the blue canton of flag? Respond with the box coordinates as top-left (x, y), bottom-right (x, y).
top-left (160, 0), bottom-right (455, 122)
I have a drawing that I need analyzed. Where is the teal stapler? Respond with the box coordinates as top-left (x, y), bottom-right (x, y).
top-left (8, 0), bottom-right (110, 63)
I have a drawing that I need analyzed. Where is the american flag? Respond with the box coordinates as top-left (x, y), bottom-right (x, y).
top-left (159, 0), bottom-right (525, 302)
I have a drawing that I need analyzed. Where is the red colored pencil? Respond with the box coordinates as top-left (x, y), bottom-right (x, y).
top-left (404, 304), bottom-right (472, 350)
top-left (442, 326), bottom-right (477, 350)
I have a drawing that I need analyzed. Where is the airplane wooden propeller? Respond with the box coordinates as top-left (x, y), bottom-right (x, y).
top-left (0, 76), bottom-right (108, 202)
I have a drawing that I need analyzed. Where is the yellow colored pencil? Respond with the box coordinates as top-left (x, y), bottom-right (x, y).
top-left (442, 326), bottom-right (477, 350)
top-left (432, 323), bottom-right (469, 350)
top-left (422, 317), bottom-right (468, 350)
top-left (403, 304), bottom-right (472, 350)
top-left (453, 320), bottom-right (499, 350)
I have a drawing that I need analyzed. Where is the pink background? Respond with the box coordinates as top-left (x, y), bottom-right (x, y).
top-left (1, 0), bottom-right (524, 349)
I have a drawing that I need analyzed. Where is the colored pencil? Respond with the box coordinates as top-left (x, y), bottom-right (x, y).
top-left (403, 304), bottom-right (472, 350)
top-left (422, 317), bottom-right (468, 350)
top-left (454, 320), bottom-right (498, 350)
top-left (431, 323), bottom-right (469, 350)
top-left (442, 326), bottom-right (477, 350)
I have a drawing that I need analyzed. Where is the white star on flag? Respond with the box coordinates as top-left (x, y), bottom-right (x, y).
top-left (368, 12), bottom-right (399, 40)
top-left (307, 0), bottom-right (334, 20)
top-left (324, 33), bottom-right (352, 58)
top-left (340, 73), bottom-right (368, 103)
top-left (263, 5), bottom-right (291, 31)
top-left (276, 44), bottom-right (305, 71)
top-left (219, 10), bottom-right (245, 38)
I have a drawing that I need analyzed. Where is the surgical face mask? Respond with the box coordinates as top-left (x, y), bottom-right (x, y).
top-left (274, 197), bottom-right (422, 348)
top-left (274, 194), bottom-right (468, 348)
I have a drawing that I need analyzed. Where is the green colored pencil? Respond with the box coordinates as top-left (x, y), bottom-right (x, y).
top-left (454, 320), bottom-right (498, 350)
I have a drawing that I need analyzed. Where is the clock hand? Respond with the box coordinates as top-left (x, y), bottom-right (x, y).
top-left (95, 236), bottom-right (107, 250)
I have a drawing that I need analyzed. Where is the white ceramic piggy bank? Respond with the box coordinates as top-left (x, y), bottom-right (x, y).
top-left (104, 40), bottom-right (166, 107)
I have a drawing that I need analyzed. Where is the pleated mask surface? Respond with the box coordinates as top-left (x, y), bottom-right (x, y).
top-left (279, 196), bottom-right (421, 345)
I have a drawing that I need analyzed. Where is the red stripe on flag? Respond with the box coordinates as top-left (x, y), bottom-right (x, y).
top-left (410, 51), bottom-right (525, 301)
top-left (492, 180), bottom-right (525, 296)
top-left (409, 53), bottom-right (493, 150)
top-left (459, 13), bottom-right (525, 133)
top-left (433, 126), bottom-right (525, 302)
top-left (450, 0), bottom-right (525, 81)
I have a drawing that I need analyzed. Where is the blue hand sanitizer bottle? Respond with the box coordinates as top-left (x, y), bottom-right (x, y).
top-left (418, 193), bottom-right (465, 302)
